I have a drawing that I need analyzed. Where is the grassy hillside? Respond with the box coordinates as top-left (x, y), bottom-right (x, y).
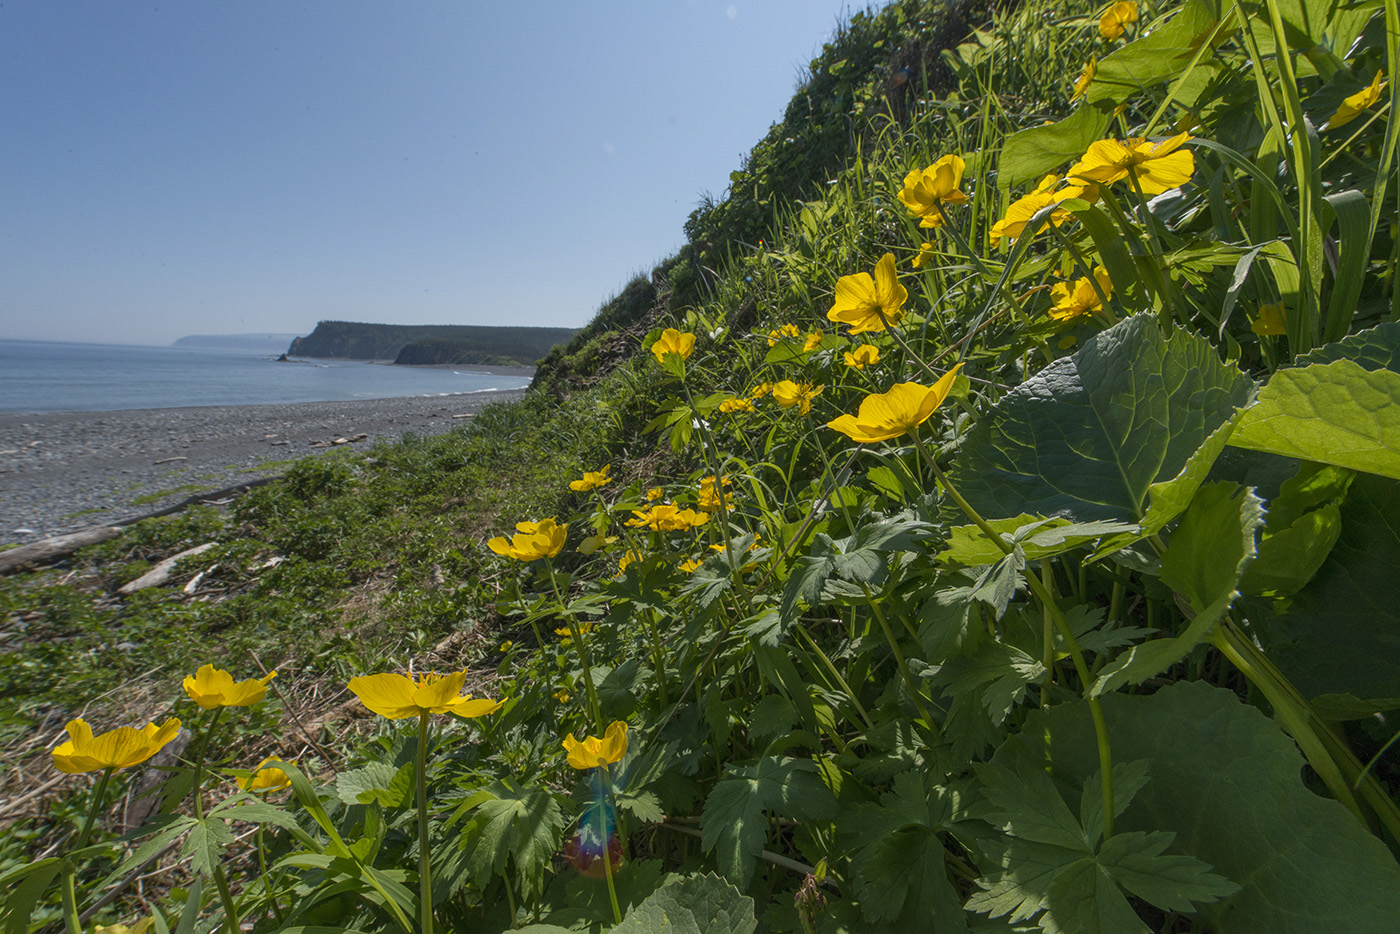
top-left (288, 320), bottom-right (579, 366)
top-left (5, 0), bottom-right (1400, 931)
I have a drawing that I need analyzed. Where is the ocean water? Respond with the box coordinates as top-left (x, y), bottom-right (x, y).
top-left (0, 339), bottom-right (533, 414)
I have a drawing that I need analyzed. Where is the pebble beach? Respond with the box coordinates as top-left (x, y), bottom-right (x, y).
top-left (0, 389), bottom-right (527, 543)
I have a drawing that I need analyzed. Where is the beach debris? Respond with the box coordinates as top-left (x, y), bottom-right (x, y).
top-left (452, 413), bottom-right (475, 419)
top-left (117, 542), bottom-right (216, 595)
top-left (183, 563), bottom-right (218, 594)
top-left (0, 527), bottom-right (124, 575)
top-left (331, 433), bottom-right (369, 445)
top-left (153, 456), bottom-right (188, 465)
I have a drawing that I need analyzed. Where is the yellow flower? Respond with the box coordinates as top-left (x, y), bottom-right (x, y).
top-left (650, 328), bottom-right (696, 363)
top-left (1099, 1), bottom-right (1137, 39)
top-left (499, 640), bottom-right (514, 652)
top-left (569, 465), bottom-right (612, 492)
top-left (645, 486), bottom-right (665, 501)
top-left (990, 175), bottom-right (1098, 247)
top-left (626, 504), bottom-right (711, 531)
top-left (1068, 133), bottom-right (1195, 194)
top-left (844, 345), bottom-right (882, 369)
top-left (749, 381), bottom-right (774, 399)
top-left (237, 757), bottom-right (292, 794)
top-left (94, 920), bottom-right (154, 934)
top-left (896, 155), bottom-right (970, 227)
top-left (554, 622), bottom-right (594, 643)
top-left (487, 517), bottom-right (568, 562)
top-left (1049, 266), bottom-right (1115, 321)
top-left (827, 253), bottom-right (908, 334)
top-left (1251, 303), bottom-right (1288, 336)
top-left (697, 475), bottom-right (733, 511)
top-left (52, 718), bottom-right (182, 774)
top-left (767, 323), bottom-right (800, 346)
top-left (562, 720), bottom-right (628, 770)
top-left (719, 397), bottom-right (756, 413)
top-left (617, 549), bottom-right (641, 573)
top-left (911, 242), bottom-right (937, 268)
top-left (578, 533), bottom-right (617, 555)
top-left (1072, 56), bottom-right (1097, 100)
top-left (1328, 71), bottom-right (1387, 130)
top-left (803, 332), bottom-right (825, 353)
top-left (826, 365), bottom-right (964, 443)
top-left (554, 689), bottom-right (571, 703)
top-left (772, 380), bottom-right (824, 415)
top-left (347, 670), bottom-right (504, 720)
top-left (679, 558), bottom-right (703, 573)
top-left (183, 665), bottom-right (277, 710)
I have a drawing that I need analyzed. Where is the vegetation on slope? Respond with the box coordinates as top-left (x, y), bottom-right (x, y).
top-left (4, 0), bottom-right (1400, 931)
top-left (289, 320), bottom-right (579, 366)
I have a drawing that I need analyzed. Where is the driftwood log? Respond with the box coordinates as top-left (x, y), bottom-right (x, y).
top-left (0, 476), bottom-right (282, 576)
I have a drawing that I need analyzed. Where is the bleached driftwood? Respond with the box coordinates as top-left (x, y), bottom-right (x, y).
top-left (117, 542), bottom-right (216, 594)
top-left (0, 527), bottom-right (123, 575)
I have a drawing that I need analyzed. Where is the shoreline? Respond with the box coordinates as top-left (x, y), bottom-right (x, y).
top-left (0, 389), bottom-right (527, 543)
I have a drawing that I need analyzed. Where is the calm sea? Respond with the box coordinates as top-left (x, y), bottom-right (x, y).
top-left (0, 339), bottom-right (533, 414)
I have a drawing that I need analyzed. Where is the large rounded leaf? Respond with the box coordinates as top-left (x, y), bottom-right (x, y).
top-left (992, 681), bottom-right (1400, 933)
top-left (950, 315), bottom-right (1253, 524)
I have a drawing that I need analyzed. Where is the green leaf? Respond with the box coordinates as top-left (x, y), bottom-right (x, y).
top-left (1090, 0), bottom-right (1227, 103)
top-left (941, 516), bottom-right (1138, 566)
top-left (1297, 321), bottom-right (1400, 372)
top-left (614, 788), bottom-right (665, 824)
top-left (1229, 359), bottom-right (1400, 480)
top-left (1097, 832), bottom-right (1241, 913)
top-left (950, 315), bottom-right (1253, 528)
top-left (999, 99), bottom-right (1115, 188)
top-left (612, 872), bottom-right (757, 934)
top-left (335, 762), bottom-right (405, 807)
top-left (700, 757), bottom-right (837, 887)
top-left (978, 762), bottom-right (1090, 853)
top-left (458, 778), bottom-right (565, 900)
top-left (842, 772), bottom-right (970, 933)
top-left (182, 816), bottom-right (235, 878)
top-left (1, 858), bottom-right (62, 934)
top-left (207, 797), bottom-right (305, 833)
top-left (994, 681), bottom-right (1400, 932)
top-left (1262, 473), bottom-right (1400, 701)
top-left (1041, 858), bottom-right (1148, 934)
top-left (935, 642), bottom-right (1047, 725)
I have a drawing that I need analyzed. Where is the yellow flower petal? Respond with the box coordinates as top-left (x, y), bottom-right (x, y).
top-left (182, 664), bottom-right (276, 710)
top-left (827, 253), bottom-right (907, 334)
top-left (1328, 71), bottom-right (1387, 130)
top-left (825, 365), bottom-right (963, 443)
top-left (52, 717), bottom-right (182, 773)
top-left (347, 672), bottom-right (423, 719)
top-left (563, 720), bottom-right (629, 770)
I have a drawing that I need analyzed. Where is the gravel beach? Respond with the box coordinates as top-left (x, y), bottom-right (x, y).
top-left (0, 389), bottom-right (527, 543)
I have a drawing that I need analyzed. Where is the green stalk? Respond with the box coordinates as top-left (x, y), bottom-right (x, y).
top-left (1040, 560), bottom-right (1055, 709)
top-left (256, 826), bottom-right (286, 925)
top-left (416, 710), bottom-right (434, 934)
top-left (60, 766), bottom-right (116, 934)
top-left (545, 558), bottom-right (604, 734)
top-left (916, 438), bottom-right (1116, 837)
top-left (600, 769), bottom-right (623, 924)
top-left (189, 709), bottom-right (240, 934)
top-left (795, 624), bottom-right (877, 731)
top-left (857, 581), bottom-right (939, 736)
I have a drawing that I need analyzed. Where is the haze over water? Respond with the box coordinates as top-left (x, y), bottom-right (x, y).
top-left (0, 339), bottom-right (531, 414)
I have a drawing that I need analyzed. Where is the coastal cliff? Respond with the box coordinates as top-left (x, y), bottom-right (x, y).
top-left (287, 320), bottom-right (578, 366)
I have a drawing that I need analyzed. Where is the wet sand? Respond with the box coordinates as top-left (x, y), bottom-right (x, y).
top-left (0, 390), bottom-right (527, 542)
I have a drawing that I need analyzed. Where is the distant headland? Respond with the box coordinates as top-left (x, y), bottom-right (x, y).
top-left (285, 320), bottom-right (581, 368)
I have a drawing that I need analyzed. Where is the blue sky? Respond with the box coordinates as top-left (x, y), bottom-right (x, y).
top-left (0, 1), bottom-right (876, 346)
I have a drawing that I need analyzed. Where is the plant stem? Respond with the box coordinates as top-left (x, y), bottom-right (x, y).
top-left (917, 440), bottom-right (1116, 837)
top-left (416, 710), bottom-right (434, 934)
top-left (599, 780), bottom-right (622, 924)
top-left (60, 766), bottom-right (116, 934)
top-left (546, 559), bottom-right (605, 734)
top-left (858, 581), bottom-right (939, 737)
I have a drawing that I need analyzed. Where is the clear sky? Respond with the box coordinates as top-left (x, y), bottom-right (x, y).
top-left (1, 1), bottom-right (875, 347)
